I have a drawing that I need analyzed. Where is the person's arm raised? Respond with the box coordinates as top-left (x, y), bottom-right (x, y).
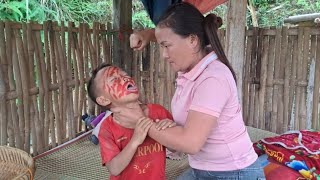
top-left (148, 110), bottom-right (217, 155)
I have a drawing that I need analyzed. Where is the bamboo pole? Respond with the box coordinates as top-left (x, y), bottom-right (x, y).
top-left (243, 30), bottom-right (253, 125)
top-left (253, 29), bottom-right (263, 128)
top-left (284, 33), bottom-right (294, 132)
top-left (58, 23), bottom-right (68, 139)
top-left (299, 27), bottom-right (310, 130)
top-left (60, 23), bottom-right (68, 138)
top-left (26, 22), bottom-right (38, 155)
top-left (14, 28), bottom-right (31, 151)
top-left (78, 24), bottom-right (85, 122)
top-left (12, 30), bottom-right (24, 149)
top-left (312, 34), bottom-right (320, 130)
top-left (67, 22), bottom-right (76, 138)
top-left (289, 34), bottom-right (299, 130)
top-left (43, 21), bottom-right (56, 148)
top-left (258, 30), bottom-right (269, 130)
top-left (5, 22), bottom-right (19, 148)
top-left (271, 28), bottom-right (282, 133)
top-left (248, 28), bottom-right (258, 128)
top-left (49, 22), bottom-right (62, 146)
top-left (34, 30), bottom-right (46, 153)
top-left (71, 23), bottom-right (81, 132)
top-left (0, 22), bottom-right (8, 146)
top-left (294, 27), bottom-right (304, 130)
top-left (21, 23), bottom-right (31, 153)
top-left (149, 43), bottom-right (155, 103)
top-left (278, 27), bottom-right (288, 133)
top-left (265, 34), bottom-right (275, 132)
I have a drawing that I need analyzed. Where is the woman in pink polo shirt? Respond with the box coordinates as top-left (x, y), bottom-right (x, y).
top-left (112, 2), bottom-right (265, 180)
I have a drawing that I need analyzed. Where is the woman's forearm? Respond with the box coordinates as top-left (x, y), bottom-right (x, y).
top-left (148, 125), bottom-right (200, 154)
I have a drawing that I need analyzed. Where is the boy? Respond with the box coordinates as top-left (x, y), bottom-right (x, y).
top-left (87, 63), bottom-right (175, 180)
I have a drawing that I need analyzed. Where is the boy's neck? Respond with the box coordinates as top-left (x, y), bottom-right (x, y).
top-left (110, 100), bottom-right (144, 110)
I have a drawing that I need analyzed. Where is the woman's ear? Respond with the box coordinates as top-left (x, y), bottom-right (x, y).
top-left (189, 34), bottom-right (199, 49)
top-left (96, 96), bottom-right (111, 107)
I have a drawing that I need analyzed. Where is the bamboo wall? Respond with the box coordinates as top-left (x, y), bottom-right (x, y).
top-left (0, 21), bottom-right (319, 155)
top-left (242, 27), bottom-right (320, 134)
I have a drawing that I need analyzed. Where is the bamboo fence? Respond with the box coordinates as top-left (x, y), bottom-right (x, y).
top-left (0, 21), bottom-right (319, 155)
top-left (242, 26), bottom-right (320, 134)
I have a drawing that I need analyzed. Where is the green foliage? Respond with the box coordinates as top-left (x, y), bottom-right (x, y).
top-left (132, 0), bottom-right (154, 28)
top-left (0, 0), bottom-right (319, 28)
top-left (0, 0), bottom-right (113, 24)
top-left (248, 0), bottom-right (320, 27)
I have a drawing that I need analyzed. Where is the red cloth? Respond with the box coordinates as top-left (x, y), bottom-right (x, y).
top-left (185, 0), bottom-right (228, 14)
top-left (99, 104), bottom-right (173, 180)
top-left (254, 130), bottom-right (320, 180)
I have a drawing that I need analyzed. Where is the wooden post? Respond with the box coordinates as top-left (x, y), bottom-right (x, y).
top-left (112, 0), bottom-right (133, 75)
top-left (225, 0), bottom-right (247, 104)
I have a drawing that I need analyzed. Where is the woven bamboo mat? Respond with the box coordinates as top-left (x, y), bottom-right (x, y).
top-left (34, 127), bottom-right (276, 180)
top-left (34, 132), bottom-right (189, 180)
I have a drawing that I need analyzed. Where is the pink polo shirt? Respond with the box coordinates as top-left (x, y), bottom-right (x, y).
top-left (171, 52), bottom-right (257, 171)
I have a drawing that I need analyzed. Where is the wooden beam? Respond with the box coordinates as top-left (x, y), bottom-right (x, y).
top-left (112, 0), bottom-right (133, 74)
top-left (225, 0), bottom-right (247, 104)
top-left (284, 13), bottom-right (320, 24)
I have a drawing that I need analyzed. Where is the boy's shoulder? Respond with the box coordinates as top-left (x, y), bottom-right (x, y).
top-left (146, 103), bottom-right (173, 120)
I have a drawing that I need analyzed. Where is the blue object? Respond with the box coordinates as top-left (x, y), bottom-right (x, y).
top-left (91, 135), bottom-right (99, 145)
top-left (81, 113), bottom-right (96, 128)
top-left (140, 0), bottom-right (182, 24)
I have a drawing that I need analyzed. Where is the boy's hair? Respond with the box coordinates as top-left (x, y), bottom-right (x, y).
top-left (87, 63), bottom-right (112, 105)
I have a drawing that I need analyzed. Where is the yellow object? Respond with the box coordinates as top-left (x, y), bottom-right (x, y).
top-left (299, 169), bottom-right (313, 179)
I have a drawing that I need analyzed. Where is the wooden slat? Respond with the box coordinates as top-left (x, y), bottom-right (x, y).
top-left (265, 33), bottom-right (275, 132)
top-left (312, 35), bottom-right (320, 130)
top-left (298, 27), bottom-right (310, 130)
top-left (258, 32), bottom-right (269, 130)
top-left (272, 28), bottom-right (282, 133)
top-left (243, 32), bottom-right (253, 125)
top-left (278, 27), bottom-right (288, 133)
top-left (0, 22), bottom-right (8, 146)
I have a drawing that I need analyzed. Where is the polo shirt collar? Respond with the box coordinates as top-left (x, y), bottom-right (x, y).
top-left (178, 51), bottom-right (218, 81)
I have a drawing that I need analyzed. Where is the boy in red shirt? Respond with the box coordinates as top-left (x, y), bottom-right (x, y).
top-left (87, 63), bottom-right (174, 180)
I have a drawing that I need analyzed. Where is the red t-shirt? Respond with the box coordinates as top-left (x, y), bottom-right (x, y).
top-left (98, 104), bottom-right (173, 180)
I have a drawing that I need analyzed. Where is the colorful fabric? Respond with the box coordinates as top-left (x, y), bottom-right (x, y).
top-left (171, 51), bottom-right (257, 171)
top-left (254, 130), bottom-right (320, 180)
top-left (98, 104), bottom-right (173, 180)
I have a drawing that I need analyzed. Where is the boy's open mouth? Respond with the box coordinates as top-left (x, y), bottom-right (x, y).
top-left (126, 83), bottom-right (138, 92)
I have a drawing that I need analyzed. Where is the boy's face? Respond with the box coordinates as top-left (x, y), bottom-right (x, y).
top-left (96, 66), bottom-right (139, 106)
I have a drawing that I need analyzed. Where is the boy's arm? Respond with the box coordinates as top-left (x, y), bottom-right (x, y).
top-left (106, 141), bottom-right (139, 176)
top-left (106, 117), bottom-right (153, 176)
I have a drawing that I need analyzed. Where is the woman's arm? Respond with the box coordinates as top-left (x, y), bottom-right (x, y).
top-left (148, 110), bottom-right (217, 154)
top-left (130, 29), bottom-right (156, 51)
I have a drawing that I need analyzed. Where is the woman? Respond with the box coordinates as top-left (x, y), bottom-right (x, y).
top-left (112, 2), bottom-right (265, 180)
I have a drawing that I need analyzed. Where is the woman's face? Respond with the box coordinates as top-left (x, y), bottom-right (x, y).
top-left (155, 27), bottom-right (197, 73)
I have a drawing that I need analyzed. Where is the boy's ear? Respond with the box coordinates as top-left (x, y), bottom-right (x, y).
top-left (96, 96), bottom-right (111, 107)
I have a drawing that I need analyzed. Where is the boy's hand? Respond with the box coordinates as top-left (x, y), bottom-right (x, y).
top-left (131, 117), bottom-right (154, 146)
top-left (155, 118), bottom-right (176, 131)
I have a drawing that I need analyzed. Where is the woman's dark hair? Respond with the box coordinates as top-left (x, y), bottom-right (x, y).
top-left (87, 63), bottom-right (111, 104)
top-left (157, 2), bottom-right (237, 82)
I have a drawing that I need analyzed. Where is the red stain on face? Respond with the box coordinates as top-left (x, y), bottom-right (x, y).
top-left (102, 67), bottom-right (138, 100)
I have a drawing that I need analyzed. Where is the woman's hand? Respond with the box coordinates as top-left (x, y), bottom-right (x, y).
top-left (155, 119), bottom-right (176, 130)
top-left (111, 104), bottom-right (145, 129)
